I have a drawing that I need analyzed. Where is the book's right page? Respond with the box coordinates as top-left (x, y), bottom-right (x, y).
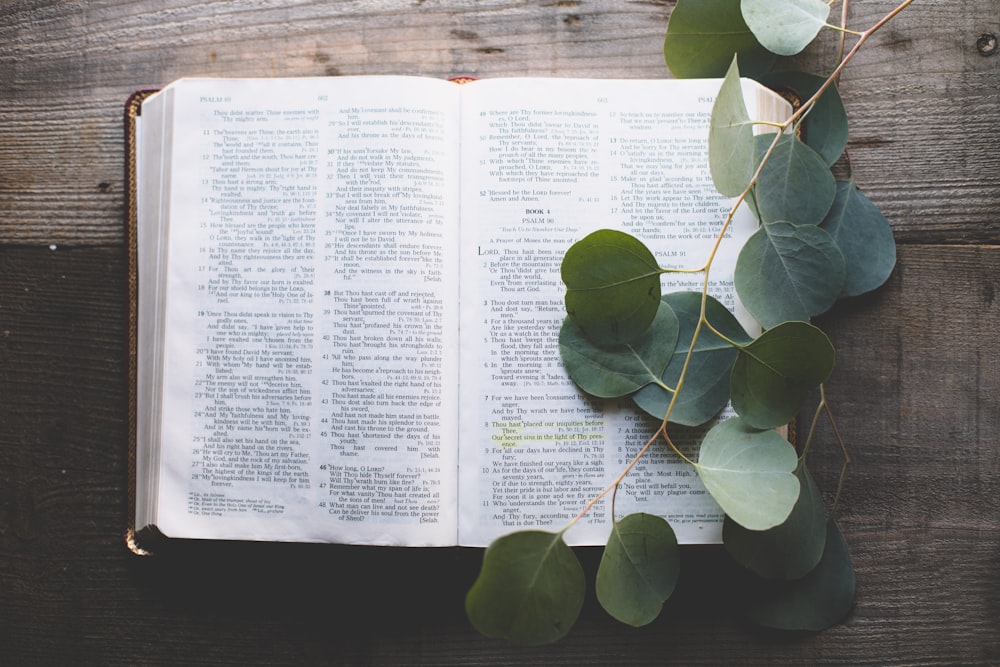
top-left (456, 77), bottom-right (790, 547)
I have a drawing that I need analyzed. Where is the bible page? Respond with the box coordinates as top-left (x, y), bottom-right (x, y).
top-left (457, 77), bottom-right (788, 546)
top-left (149, 76), bottom-right (463, 546)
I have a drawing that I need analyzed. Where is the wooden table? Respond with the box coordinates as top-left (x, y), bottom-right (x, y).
top-left (2, 1), bottom-right (998, 664)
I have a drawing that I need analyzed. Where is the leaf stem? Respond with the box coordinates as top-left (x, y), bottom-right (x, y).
top-left (656, 379), bottom-right (677, 394)
top-left (754, 120), bottom-right (787, 131)
top-left (661, 266), bottom-right (710, 275)
top-left (824, 24), bottom-right (863, 38)
top-left (702, 318), bottom-right (743, 349)
top-left (836, 0), bottom-right (850, 71)
top-left (799, 389), bottom-right (826, 462)
top-left (798, 384), bottom-right (851, 519)
top-left (820, 384), bottom-right (852, 518)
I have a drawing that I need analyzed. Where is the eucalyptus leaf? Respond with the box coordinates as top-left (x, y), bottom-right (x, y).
top-left (821, 179), bottom-right (897, 298)
top-left (633, 292), bottom-right (751, 426)
top-left (759, 71), bottom-right (848, 165)
top-left (695, 416), bottom-right (800, 530)
top-left (723, 463), bottom-right (826, 579)
top-left (596, 513), bottom-right (680, 627)
top-left (741, 0), bottom-right (830, 56)
top-left (709, 57), bottom-right (759, 198)
top-left (664, 0), bottom-right (776, 79)
top-left (465, 531), bottom-right (585, 646)
top-left (730, 321), bottom-right (835, 429)
top-left (559, 302), bottom-right (679, 399)
top-left (562, 229), bottom-right (662, 346)
top-left (734, 221), bottom-right (846, 329)
top-left (744, 521), bottom-right (855, 631)
top-left (750, 133), bottom-right (836, 226)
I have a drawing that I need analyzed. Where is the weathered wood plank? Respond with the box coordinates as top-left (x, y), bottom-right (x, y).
top-left (0, 1), bottom-right (997, 244)
top-left (1, 243), bottom-right (996, 664)
top-left (839, 1), bottom-right (1000, 244)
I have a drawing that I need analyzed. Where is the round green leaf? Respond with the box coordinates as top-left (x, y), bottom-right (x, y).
top-left (741, 0), bottom-right (830, 57)
top-left (465, 531), bottom-right (585, 646)
top-left (734, 221), bottom-right (846, 330)
top-left (664, 0), bottom-right (776, 79)
top-left (695, 416), bottom-right (800, 530)
top-left (559, 302), bottom-right (679, 399)
top-left (751, 133), bottom-right (836, 226)
top-left (709, 57), bottom-right (758, 198)
top-left (633, 292), bottom-right (750, 426)
top-left (596, 513), bottom-right (680, 627)
top-left (744, 521), bottom-right (855, 631)
top-left (562, 229), bottom-right (662, 347)
top-left (821, 179), bottom-right (897, 298)
top-left (723, 463), bottom-right (826, 579)
top-left (730, 321), bottom-right (835, 429)
top-left (759, 71), bottom-right (848, 165)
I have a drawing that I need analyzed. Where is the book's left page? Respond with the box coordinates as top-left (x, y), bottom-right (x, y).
top-left (138, 76), bottom-right (463, 546)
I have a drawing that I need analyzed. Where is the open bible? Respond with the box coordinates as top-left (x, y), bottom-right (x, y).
top-left (127, 75), bottom-right (790, 551)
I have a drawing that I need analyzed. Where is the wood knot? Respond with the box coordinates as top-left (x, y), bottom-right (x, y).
top-left (976, 33), bottom-right (998, 57)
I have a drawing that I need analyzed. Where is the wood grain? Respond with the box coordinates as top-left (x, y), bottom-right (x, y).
top-left (0, 0), bottom-right (997, 244)
top-left (1, 1), bottom-right (998, 664)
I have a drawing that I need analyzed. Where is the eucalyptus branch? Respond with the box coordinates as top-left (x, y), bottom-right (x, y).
top-left (566, 124), bottom-right (790, 532)
top-left (567, 0), bottom-right (912, 527)
top-left (467, 0), bottom-right (910, 643)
